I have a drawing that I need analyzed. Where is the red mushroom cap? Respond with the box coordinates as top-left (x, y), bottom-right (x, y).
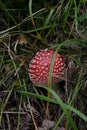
top-left (28, 49), bottom-right (65, 86)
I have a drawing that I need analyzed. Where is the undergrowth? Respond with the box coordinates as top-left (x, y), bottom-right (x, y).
top-left (0, 0), bottom-right (87, 130)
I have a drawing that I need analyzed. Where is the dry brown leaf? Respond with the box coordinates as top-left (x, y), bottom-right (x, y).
top-left (38, 119), bottom-right (55, 130)
top-left (57, 127), bottom-right (65, 130)
top-left (14, 34), bottom-right (28, 53)
top-left (16, 34), bottom-right (28, 45)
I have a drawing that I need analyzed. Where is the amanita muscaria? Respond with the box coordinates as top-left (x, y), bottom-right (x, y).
top-left (28, 49), bottom-right (65, 86)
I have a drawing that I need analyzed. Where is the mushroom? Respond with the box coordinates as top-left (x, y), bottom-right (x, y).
top-left (28, 49), bottom-right (65, 86)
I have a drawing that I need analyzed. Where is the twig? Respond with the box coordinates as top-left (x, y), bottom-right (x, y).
top-left (8, 36), bottom-right (19, 78)
top-left (5, 113), bottom-right (11, 130)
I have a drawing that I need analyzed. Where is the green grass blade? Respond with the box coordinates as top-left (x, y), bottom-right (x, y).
top-left (45, 8), bottom-right (55, 26)
top-left (17, 90), bottom-right (87, 122)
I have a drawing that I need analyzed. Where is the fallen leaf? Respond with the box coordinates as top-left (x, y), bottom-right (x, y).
top-left (16, 34), bottom-right (28, 45)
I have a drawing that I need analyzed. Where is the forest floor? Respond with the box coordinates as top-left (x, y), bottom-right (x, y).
top-left (0, 1), bottom-right (87, 130)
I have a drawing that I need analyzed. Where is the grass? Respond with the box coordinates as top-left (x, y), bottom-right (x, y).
top-left (0, 0), bottom-right (87, 130)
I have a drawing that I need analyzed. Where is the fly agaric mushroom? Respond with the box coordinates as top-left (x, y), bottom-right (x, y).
top-left (28, 49), bottom-right (65, 86)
